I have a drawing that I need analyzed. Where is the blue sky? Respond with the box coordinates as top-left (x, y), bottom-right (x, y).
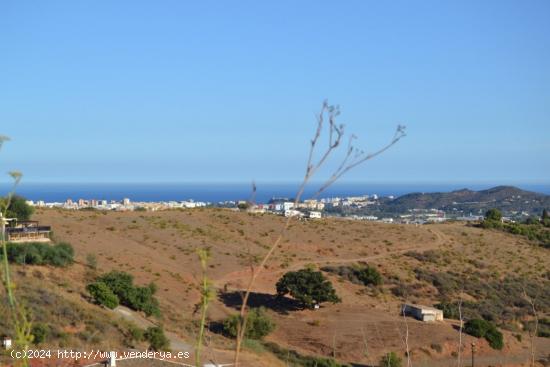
top-left (0, 0), bottom-right (549, 184)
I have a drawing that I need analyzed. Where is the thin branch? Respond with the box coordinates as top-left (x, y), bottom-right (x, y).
top-left (232, 101), bottom-right (405, 366)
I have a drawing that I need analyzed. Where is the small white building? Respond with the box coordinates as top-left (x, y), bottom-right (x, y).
top-left (284, 209), bottom-right (303, 218)
top-left (401, 304), bottom-right (443, 322)
top-left (2, 336), bottom-right (12, 350)
top-left (282, 202), bottom-right (295, 211)
top-left (308, 211), bottom-right (322, 219)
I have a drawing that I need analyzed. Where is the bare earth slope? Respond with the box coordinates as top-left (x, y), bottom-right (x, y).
top-left (27, 208), bottom-right (550, 366)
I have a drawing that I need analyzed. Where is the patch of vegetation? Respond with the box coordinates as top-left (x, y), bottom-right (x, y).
top-left (88, 271), bottom-right (160, 316)
top-left (464, 319), bottom-right (504, 350)
top-left (380, 351), bottom-right (402, 367)
top-left (144, 326), bottom-right (169, 351)
top-left (223, 307), bottom-right (275, 340)
top-left (321, 264), bottom-right (382, 286)
top-left (524, 317), bottom-right (550, 338)
top-left (263, 341), bottom-right (348, 367)
top-left (434, 301), bottom-right (480, 320)
top-left (86, 282), bottom-right (120, 309)
top-left (404, 250), bottom-right (441, 263)
top-left (0, 195), bottom-right (34, 220)
top-left (276, 268), bottom-right (341, 309)
top-left (3, 242), bottom-right (74, 267)
top-left (31, 323), bottom-right (49, 345)
top-left (480, 208), bottom-right (550, 248)
top-left (415, 269), bottom-right (550, 324)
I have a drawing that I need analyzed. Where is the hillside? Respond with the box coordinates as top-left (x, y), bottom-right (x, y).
top-left (2, 207), bottom-right (550, 366)
top-left (378, 185), bottom-right (550, 216)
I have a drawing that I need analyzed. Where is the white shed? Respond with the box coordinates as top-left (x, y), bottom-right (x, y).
top-left (401, 304), bottom-right (443, 322)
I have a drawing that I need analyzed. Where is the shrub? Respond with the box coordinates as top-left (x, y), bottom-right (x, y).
top-left (485, 209), bottom-right (502, 222)
top-left (380, 351), bottom-right (402, 367)
top-left (86, 253), bottom-right (98, 270)
top-left (86, 281), bottom-right (119, 309)
top-left (276, 268), bottom-right (341, 308)
top-left (223, 307), bottom-right (275, 340)
top-left (144, 326), bottom-right (169, 351)
top-left (3, 242), bottom-right (74, 267)
top-left (485, 327), bottom-right (504, 349)
top-left (31, 323), bottom-right (49, 345)
top-left (322, 264), bottom-right (382, 287)
top-left (127, 324), bottom-right (144, 342)
top-left (356, 266), bottom-right (382, 286)
top-left (464, 319), bottom-right (503, 350)
top-left (93, 271), bottom-right (160, 316)
top-left (46, 243), bottom-right (74, 267)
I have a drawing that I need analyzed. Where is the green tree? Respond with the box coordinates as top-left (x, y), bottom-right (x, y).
top-left (86, 281), bottom-right (120, 309)
top-left (276, 268), bottom-right (341, 309)
top-left (223, 307), bottom-right (275, 340)
top-left (380, 351), bottom-right (402, 367)
top-left (1, 195), bottom-right (34, 220)
top-left (485, 208), bottom-right (502, 222)
top-left (144, 326), bottom-right (169, 351)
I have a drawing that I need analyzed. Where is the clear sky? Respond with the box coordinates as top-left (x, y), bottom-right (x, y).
top-left (0, 0), bottom-right (549, 184)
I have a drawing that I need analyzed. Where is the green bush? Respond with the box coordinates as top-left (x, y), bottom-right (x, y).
top-left (144, 326), bottom-right (169, 351)
top-left (4, 242), bottom-right (74, 267)
top-left (0, 195), bottom-right (34, 220)
top-left (485, 208), bottom-right (502, 222)
top-left (276, 268), bottom-right (341, 309)
top-left (223, 307), bottom-right (275, 340)
top-left (86, 281), bottom-right (120, 309)
top-left (322, 264), bottom-right (382, 287)
top-left (127, 324), bottom-right (144, 342)
top-left (380, 351), bottom-right (402, 367)
top-left (485, 327), bottom-right (504, 349)
top-left (464, 319), bottom-right (491, 337)
top-left (31, 323), bottom-right (49, 345)
top-left (93, 271), bottom-right (160, 316)
top-left (464, 319), bottom-right (503, 350)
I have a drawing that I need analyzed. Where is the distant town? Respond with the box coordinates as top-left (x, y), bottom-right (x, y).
top-left (26, 192), bottom-right (510, 225)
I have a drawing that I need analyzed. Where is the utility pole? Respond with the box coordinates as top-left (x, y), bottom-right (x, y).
top-left (471, 342), bottom-right (476, 367)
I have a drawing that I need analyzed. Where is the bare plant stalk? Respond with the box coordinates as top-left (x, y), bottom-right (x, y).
top-left (233, 101), bottom-right (405, 366)
top-left (401, 305), bottom-right (412, 367)
top-left (523, 287), bottom-right (538, 367)
top-left (0, 136), bottom-right (32, 367)
top-left (195, 248), bottom-right (214, 367)
top-left (457, 293), bottom-right (464, 367)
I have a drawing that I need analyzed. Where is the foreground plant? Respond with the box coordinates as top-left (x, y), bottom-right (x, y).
top-left (0, 136), bottom-right (33, 367)
top-left (195, 247), bottom-right (214, 367)
top-left (232, 101), bottom-right (405, 365)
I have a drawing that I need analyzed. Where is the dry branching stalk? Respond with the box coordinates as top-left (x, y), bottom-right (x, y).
top-left (400, 303), bottom-right (412, 367)
top-left (457, 294), bottom-right (464, 367)
top-left (232, 101), bottom-right (405, 366)
top-left (523, 286), bottom-right (539, 367)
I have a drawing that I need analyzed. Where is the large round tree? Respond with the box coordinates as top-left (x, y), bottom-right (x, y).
top-left (276, 268), bottom-right (340, 309)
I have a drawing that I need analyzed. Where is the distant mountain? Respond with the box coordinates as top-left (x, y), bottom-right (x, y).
top-left (380, 186), bottom-right (550, 216)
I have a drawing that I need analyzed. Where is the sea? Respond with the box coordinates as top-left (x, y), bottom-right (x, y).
top-left (1, 182), bottom-right (549, 204)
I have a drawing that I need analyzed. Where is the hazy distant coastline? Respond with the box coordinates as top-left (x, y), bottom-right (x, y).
top-left (1, 182), bottom-right (549, 203)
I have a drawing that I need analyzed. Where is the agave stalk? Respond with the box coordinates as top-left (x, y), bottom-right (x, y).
top-left (0, 139), bottom-right (32, 367)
